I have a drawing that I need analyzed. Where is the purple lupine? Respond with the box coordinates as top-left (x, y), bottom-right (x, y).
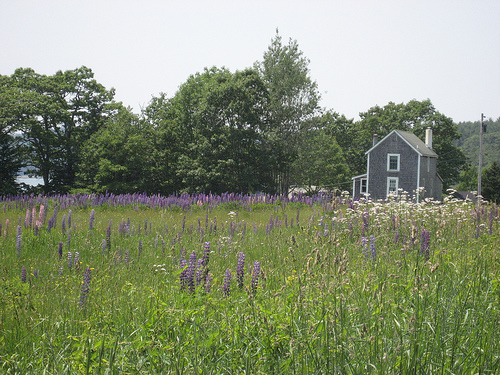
top-left (89, 209), bottom-right (95, 230)
top-left (67, 234), bottom-right (71, 252)
top-left (125, 249), bottom-right (130, 265)
top-left (138, 241), bottom-right (143, 256)
top-left (106, 220), bottom-right (112, 251)
top-left (420, 229), bottom-right (430, 261)
top-left (33, 269), bottom-right (38, 278)
top-left (61, 214), bottom-right (67, 234)
top-left (251, 261), bottom-right (260, 295)
top-left (67, 252), bottom-right (72, 270)
top-left (74, 251), bottom-right (80, 269)
top-left (179, 258), bottom-right (188, 290)
top-left (16, 225), bottom-right (21, 258)
top-left (21, 265), bottom-right (27, 283)
top-left (79, 267), bottom-right (92, 310)
top-left (236, 252), bottom-right (245, 289)
top-left (58, 242), bottom-right (63, 259)
top-left (296, 209), bottom-right (300, 225)
top-left (196, 259), bottom-right (204, 285)
top-left (222, 269), bottom-right (232, 297)
top-left (184, 251), bottom-right (197, 294)
top-left (67, 209), bottom-right (72, 229)
top-left (369, 235), bottom-right (376, 262)
top-left (394, 229), bottom-right (400, 244)
top-left (361, 236), bottom-right (370, 261)
top-left (202, 242), bottom-right (210, 267)
top-left (205, 273), bottom-right (212, 294)
top-left (101, 239), bottom-right (106, 255)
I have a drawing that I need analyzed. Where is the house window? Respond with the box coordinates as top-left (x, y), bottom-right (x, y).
top-left (387, 177), bottom-right (399, 196)
top-left (387, 154), bottom-right (400, 171)
top-left (360, 178), bottom-right (367, 194)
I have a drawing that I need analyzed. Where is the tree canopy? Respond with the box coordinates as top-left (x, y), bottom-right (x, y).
top-left (0, 66), bottom-right (116, 194)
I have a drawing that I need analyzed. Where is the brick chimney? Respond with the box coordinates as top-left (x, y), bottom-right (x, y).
top-left (373, 134), bottom-right (378, 147)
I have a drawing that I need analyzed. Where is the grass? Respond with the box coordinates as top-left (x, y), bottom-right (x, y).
top-left (0, 193), bottom-right (499, 374)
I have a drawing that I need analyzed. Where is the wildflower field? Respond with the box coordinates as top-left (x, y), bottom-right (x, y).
top-left (0, 192), bottom-right (499, 374)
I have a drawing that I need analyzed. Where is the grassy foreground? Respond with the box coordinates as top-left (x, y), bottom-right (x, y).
top-left (0, 193), bottom-right (499, 374)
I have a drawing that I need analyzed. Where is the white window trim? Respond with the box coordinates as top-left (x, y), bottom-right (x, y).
top-left (360, 178), bottom-right (367, 194)
top-left (387, 154), bottom-right (400, 171)
top-left (387, 177), bottom-right (399, 196)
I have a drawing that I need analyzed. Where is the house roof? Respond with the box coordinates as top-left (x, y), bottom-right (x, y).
top-left (365, 129), bottom-right (438, 158)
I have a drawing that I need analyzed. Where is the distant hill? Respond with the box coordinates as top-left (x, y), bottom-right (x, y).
top-left (457, 117), bottom-right (500, 167)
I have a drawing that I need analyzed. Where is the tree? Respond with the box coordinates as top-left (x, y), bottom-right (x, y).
top-left (0, 76), bottom-right (23, 195)
top-left (255, 31), bottom-right (321, 194)
top-left (455, 164), bottom-right (478, 191)
top-left (77, 106), bottom-right (157, 194)
top-left (355, 99), bottom-right (467, 189)
top-left (482, 162), bottom-right (500, 203)
top-left (149, 67), bottom-right (272, 194)
top-left (292, 129), bottom-right (350, 193)
top-left (1, 67), bottom-right (116, 193)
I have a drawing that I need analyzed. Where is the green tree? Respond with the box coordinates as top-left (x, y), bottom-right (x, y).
top-left (150, 67), bottom-right (271, 194)
top-left (355, 99), bottom-right (467, 189)
top-left (78, 106), bottom-right (157, 194)
top-left (482, 162), bottom-right (500, 203)
top-left (0, 76), bottom-right (23, 195)
top-left (292, 129), bottom-right (350, 193)
top-left (455, 164), bottom-right (478, 191)
top-left (1, 67), bottom-right (116, 193)
top-left (255, 31), bottom-right (321, 194)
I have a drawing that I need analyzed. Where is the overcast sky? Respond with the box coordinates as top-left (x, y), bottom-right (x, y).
top-left (1, 0), bottom-right (499, 123)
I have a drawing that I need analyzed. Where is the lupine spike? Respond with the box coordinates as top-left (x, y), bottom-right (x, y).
top-left (237, 252), bottom-right (245, 289)
top-left (251, 261), bottom-right (260, 295)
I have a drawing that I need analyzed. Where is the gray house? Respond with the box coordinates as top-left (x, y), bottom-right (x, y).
top-left (352, 128), bottom-right (442, 201)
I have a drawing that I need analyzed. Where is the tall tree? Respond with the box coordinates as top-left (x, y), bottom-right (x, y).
top-left (355, 99), bottom-right (467, 189)
top-left (255, 31), bottom-right (321, 194)
top-left (1, 67), bottom-right (116, 193)
top-left (78, 106), bottom-right (157, 194)
top-left (0, 75), bottom-right (23, 195)
top-left (150, 67), bottom-right (271, 194)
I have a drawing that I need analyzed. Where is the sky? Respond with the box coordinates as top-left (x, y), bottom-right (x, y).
top-left (1, 0), bottom-right (499, 123)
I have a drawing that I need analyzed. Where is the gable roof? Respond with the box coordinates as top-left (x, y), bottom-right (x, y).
top-left (365, 129), bottom-right (438, 158)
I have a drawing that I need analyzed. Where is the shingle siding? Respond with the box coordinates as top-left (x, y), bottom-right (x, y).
top-left (353, 130), bottom-right (442, 201)
top-left (367, 132), bottom-right (419, 199)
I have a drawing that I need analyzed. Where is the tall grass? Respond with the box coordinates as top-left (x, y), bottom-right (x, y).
top-left (0, 193), bottom-right (499, 373)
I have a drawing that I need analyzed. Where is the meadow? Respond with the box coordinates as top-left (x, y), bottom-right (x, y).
top-left (0, 192), bottom-right (499, 374)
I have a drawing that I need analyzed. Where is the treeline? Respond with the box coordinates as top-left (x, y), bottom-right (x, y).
top-left (1, 33), bottom-right (473, 197)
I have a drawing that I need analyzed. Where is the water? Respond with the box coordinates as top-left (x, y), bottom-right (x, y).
top-left (16, 176), bottom-right (44, 186)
